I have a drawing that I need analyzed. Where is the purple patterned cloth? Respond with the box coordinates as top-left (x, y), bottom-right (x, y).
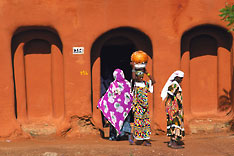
top-left (98, 69), bottom-right (133, 134)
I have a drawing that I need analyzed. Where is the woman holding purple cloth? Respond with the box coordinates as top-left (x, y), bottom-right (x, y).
top-left (97, 69), bottom-right (133, 143)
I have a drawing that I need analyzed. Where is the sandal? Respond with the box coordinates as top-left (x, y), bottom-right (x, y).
top-left (128, 134), bottom-right (134, 145)
top-left (109, 136), bottom-right (116, 141)
top-left (169, 140), bottom-right (184, 149)
top-left (143, 140), bottom-right (151, 146)
top-left (168, 140), bottom-right (173, 147)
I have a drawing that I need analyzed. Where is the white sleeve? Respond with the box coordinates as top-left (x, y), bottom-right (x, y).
top-left (148, 80), bottom-right (153, 93)
top-left (167, 91), bottom-right (173, 96)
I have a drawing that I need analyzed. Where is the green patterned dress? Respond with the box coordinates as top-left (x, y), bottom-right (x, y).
top-left (165, 82), bottom-right (185, 140)
top-left (132, 80), bottom-right (153, 140)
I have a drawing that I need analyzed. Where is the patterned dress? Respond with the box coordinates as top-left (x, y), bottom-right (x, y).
top-left (165, 82), bottom-right (185, 140)
top-left (132, 80), bottom-right (153, 140)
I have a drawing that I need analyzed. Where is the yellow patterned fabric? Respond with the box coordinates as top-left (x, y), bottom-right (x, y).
top-left (132, 81), bottom-right (151, 140)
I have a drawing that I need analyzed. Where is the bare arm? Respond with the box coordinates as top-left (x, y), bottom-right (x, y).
top-left (144, 68), bottom-right (156, 85)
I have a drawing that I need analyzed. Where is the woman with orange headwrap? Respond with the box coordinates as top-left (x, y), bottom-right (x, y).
top-left (130, 51), bottom-right (155, 146)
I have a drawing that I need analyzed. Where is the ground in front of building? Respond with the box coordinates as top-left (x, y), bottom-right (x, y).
top-left (0, 132), bottom-right (233, 156)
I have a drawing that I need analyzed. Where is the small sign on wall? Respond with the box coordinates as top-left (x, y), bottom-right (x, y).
top-left (73, 47), bottom-right (84, 54)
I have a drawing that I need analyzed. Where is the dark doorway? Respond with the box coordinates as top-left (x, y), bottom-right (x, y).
top-left (100, 37), bottom-right (136, 96)
top-left (100, 37), bottom-right (136, 127)
top-left (91, 27), bottom-right (153, 129)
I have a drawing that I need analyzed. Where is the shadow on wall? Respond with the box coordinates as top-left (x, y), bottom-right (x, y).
top-left (218, 68), bottom-right (234, 131)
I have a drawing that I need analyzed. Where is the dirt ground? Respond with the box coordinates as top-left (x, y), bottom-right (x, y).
top-left (0, 132), bottom-right (233, 156)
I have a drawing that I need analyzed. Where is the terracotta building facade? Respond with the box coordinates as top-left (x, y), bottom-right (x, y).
top-left (0, 0), bottom-right (233, 137)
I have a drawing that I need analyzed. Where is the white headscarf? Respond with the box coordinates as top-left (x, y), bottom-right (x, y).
top-left (161, 70), bottom-right (184, 101)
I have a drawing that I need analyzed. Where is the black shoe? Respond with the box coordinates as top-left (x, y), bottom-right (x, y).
top-left (177, 140), bottom-right (185, 145)
top-left (143, 140), bottom-right (151, 146)
top-left (109, 136), bottom-right (116, 141)
top-left (135, 140), bottom-right (144, 145)
top-left (168, 140), bottom-right (173, 147)
top-left (169, 141), bottom-right (184, 149)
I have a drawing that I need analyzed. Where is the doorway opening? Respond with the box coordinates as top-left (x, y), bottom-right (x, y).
top-left (91, 27), bottom-right (153, 129)
top-left (100, 37), bottom-right (136, 96)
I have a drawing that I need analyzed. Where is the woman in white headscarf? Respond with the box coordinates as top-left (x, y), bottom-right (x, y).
top-left (161, 70), bottom-right (185, 149)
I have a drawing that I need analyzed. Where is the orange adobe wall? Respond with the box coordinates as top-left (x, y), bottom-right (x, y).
top-left (0, 0), bottom-right (233, 138)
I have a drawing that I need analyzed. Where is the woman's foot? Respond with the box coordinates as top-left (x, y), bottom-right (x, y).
top-left (128, 134), bottom-right (134, 145)
top-left (143, 140), bottom-right (151, 146)
top-left (168, 140), bottom-right (173, 147)
top-left (177, 140), bottom-right (185, 145)
top-left (169, 140), bottom-right (184, 149)
top-left (135, 140), bottom-right (143, 145)
top-left (109, 136), bottom-right (116, 141)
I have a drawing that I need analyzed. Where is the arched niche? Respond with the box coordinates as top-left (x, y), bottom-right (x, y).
top-left (11, 26), bottom-right (64, 122)
top-left (181, 24), bottom-right (233, 117)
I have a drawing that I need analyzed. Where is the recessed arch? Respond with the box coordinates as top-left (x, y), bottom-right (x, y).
top-left (91, 27), bottom-right (153, 67)
top-left (24, 39), bottom-right (51, 55)
top-left (11, 26), bottom-right (64, 121)
top-left (190, 35), bottom-right (218, 59)
top-left (11, 26), bottom-right (63, 54)
top-left (181, 24), bottom-right (233, 117)
top-left (181, 24), bottom-right (232, 57)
